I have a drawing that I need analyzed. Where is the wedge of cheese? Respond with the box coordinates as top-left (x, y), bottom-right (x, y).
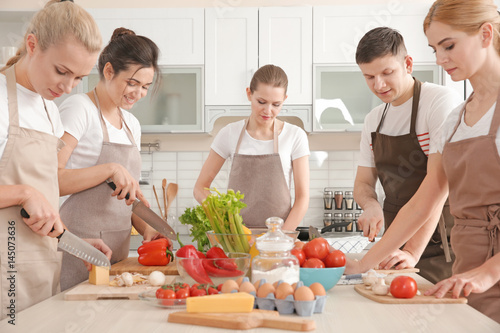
top-left (186, 292), bottom-right (255, 313)
top-left (88, 265), bottom-right (110, 285)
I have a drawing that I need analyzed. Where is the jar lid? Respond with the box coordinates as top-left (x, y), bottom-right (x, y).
top-left (255, 217), bottom-right (294, 252)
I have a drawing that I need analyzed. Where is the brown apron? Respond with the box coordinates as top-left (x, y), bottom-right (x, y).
top-left (442, 92), bottom-right (500, 323)
top-left (227, 119), bottom-right (291, 228)
top-left (0, 66), bottom-right (63, 319)
top-left (59, 90), bottom-right (141, 291)
top-left (372, 78), bottom-right (453, 284)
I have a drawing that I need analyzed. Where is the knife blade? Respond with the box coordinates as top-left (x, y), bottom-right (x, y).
top-left (20, 209), bottom-right (111, 267)
top-left (106, 181), bottom-right (177, 240)
top-left (308, 225), bottom-right (321, 240)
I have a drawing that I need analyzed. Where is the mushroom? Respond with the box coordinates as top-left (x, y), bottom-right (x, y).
top-left (148, 271), bottom-right (166, 286)
top-left (121, 272), bottom-right (134, 287)
top-left (372, 277), bottom-right (389, 296)
top-left (362, 269), bottom-right (378, 287)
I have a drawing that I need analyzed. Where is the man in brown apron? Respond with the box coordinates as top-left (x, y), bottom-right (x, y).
top-left (59, 90), bottom-right (141, 291)
top-left (354, 27), bottom-right (457, 283)
top-left (228, 119), bottom-right (291, 228)
top-left (441, 95), bottom-right (500, 323)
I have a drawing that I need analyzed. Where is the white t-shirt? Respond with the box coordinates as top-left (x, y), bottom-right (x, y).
top-left (59, 93), bottom-right (141, 170)
top-left (358, 82), bottom-right (463, 168)
top-left (438, 101), bottom-right (500, 155)
top-left (0, 74), bottom-right (64, 158)
top-left (211, 120), bottom-right (310, 189)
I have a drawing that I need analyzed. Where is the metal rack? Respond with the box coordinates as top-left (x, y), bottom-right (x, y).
top-left (323, 187), bottom-right (363, 233)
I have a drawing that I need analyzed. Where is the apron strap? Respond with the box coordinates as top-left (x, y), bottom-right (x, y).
top-left (488, 90), bottom-right (500, 136)
top-left (410, 78), bottom-right (422, 135)
top-left (4, 66), bottom-right (19, 128)
top-left (376, 104), bottom-right (390, 133)
top-left (447, 93), bottom-right (474, 143)
top-left (235, 119), bottom-right (279, 154)
top-left (93, 88), bottom-right (136, 147)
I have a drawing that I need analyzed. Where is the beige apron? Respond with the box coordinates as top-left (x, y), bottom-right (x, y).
top-left (442, 92), bottom-right (500, 323)
top-left (0, 66), bottom-right (63, 320)
top-left (372, 78), bottom-right (453, 284)
top-left (227, 119), bottom-right (291, 228)
top-left (59, 90), bottom-right (141, 291)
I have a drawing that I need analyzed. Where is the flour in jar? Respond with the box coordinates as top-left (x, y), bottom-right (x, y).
top-left (252, 266), bottom-right (300, 285)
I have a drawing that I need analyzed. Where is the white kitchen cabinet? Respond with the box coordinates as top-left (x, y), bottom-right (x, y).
top-left (205, 7), bottom-right (258, 106)
top-left (313, 3), bottom-right (435, 64)
top-left (259, 6), bottom-right (312, 105)
top-left (88, 8), bottom-right (204, 65)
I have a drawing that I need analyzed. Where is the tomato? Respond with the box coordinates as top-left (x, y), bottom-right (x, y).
top-left (174, 282), bottom-right (190, 291)
top-left (190, 287), bottom-right (207, 297)
top-left (302, 258), bottom-right (326, 268)
top-left (323, 250), bottom-right (346, 268)
top-left (291, 248), bottom-right (306, 266)
top-left (156, 287), bottom-right (176, 299)
top-left (303, 238), bottom-right (330, 260)
top-left (293, 241), bottom-right (305, 250)
top-left (208, 286), bottom-right (219, 295)
top-left (390, 276), bottom-right (418, 299)
top-left (175, 288), bottom-right (190, 299)
top-left (217, 283), bottom-right (223, 292)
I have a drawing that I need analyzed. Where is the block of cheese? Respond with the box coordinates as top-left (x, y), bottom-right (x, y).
top-left (88, 265), bottom-right (110, 285)
top-left (186, 292), bottom-right (255, 313)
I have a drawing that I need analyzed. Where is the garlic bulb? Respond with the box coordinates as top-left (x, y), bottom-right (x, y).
top-left (363, 269), bottom-right (378, 287)
top-left (121, 272), bottom-right (134, 287)
top-left (148, 271), bottom-right (166, 286)
top-left (372, 277), bottom-right (389, 296)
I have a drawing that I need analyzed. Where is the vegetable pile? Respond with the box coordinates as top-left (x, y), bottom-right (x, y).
top-left (178, 205), bottom-right (212, 252)
top-left (291, 238), bottom-right (346, 268)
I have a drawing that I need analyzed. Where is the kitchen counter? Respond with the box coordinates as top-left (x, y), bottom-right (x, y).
top-left (1, 273), bottom-right (499, 333)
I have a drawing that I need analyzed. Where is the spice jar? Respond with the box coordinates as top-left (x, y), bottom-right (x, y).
top-left (345, 213), bottom-right (354, 232)
top-left (355, 213), bottom-right (362, 232)
top-left (323, 212), bottom-right (332, 227)
top-left (251, 217), bottom-right (299, 285)
top-left (323, 190), bottom-right (334, 210)
top-left (345, 191), bottom-right (354, 210)
top-left (334, 213), bottom-right (343, 232)
top-left (334, 191), bottom-right (344, 210)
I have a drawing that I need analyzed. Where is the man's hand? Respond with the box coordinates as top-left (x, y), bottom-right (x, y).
top-left (357, 204), bottom-right (384, 241)
top-left (81, 238), bottom-right (113, 271)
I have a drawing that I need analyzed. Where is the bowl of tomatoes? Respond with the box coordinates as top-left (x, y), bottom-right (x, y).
top-left (292, 237), bottom-right (346, 291)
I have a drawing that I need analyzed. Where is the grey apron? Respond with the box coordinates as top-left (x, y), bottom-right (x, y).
top-left (371, 78), bottom-right (453, 284)
top-left (227, 119), bottom-right (291, 228)
top-left (0, 66), bottom-right (63, 319)
top-left (442, 92), bottom-right (500, 323)
top-left (59, 90), bottom-right (141, 291)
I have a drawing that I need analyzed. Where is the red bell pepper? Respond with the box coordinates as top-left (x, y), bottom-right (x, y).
top-left (176, 245), bottom-right (213, 284)
top-left (202, 259), bottom-right (244, 277)
top-left (137, 239), bottom-right (173, 266)
top-left (206, 246), bottom-right (238, 271)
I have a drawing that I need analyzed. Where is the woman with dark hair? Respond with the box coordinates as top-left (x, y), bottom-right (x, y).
top-left (58, 27), bottom-right (162, 290)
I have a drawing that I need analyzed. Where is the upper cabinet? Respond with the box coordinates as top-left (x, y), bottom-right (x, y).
top-left (313, 4), bottom-right (435, 64)
top-left (88, 8), bottom-right (204, 65)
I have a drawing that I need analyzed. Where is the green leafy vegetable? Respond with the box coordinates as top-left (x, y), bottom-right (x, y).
top-left (178, 205), bottom-right (211, 252)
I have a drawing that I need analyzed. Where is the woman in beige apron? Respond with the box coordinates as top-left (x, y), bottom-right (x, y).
top-left (57, 28), bottom-right (162, 290)
top-left (0, 0), bottom-right (102, 320)
top-left (194, 65), bottom-right (310, 230)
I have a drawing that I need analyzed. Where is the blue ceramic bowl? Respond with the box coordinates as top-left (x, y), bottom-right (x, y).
top-left (299, 266), bottom-right (345, 291)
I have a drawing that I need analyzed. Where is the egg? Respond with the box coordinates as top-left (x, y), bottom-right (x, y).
top-left (294, 286), bottom-right (315, 301)
top-left (291, 282), bottom-right (298, 290)
top-left (309, 282), bottom-right (326, 296)
top-left (236, 277), bottom-right (245, 286)
top-left (257, 282), bottom-right (275, 298)
top-left (239, 281), bottom-right (256, 294)
top-left (275, 282), bottom-right (294, 300)
top-left (253, 279), bottom-right (263, 290)
top-left (221, 279), bottom-right (239, 293)
top-left (272, 281), bottom-right (280, 289)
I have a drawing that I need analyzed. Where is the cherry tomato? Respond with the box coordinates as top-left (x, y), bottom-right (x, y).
top-left (217, 283), bottom-right (223, 292)
top-left (174, 282), bottom-right (190, 291)
top-left (303, 238), bottom-right (330, 260)
top-left (302, 258), bottom-right (326, 268)
top-left (156, 287), bottom-right (176, 299)
top-left (208, 286), bottom-right (219, 295)
top-left (390, 276), bottom-right (418, 299)
top-left (291, 248), bottom-right (306, 266)
top-left (323, 250), bottom-right (346, 268)
top-left (175, 288), bottom-right (190, 299)
top-left (190, 287), bottom-right (207, 297)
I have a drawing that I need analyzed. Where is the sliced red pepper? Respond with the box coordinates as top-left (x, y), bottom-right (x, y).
top-left (202, 259), bottom-right (244, 277)
top-left (176, 245), bottom-right (213, 284)
top-left (206, 246), bottom-right (238, 271)
top-left (137, 239), bottom-right (173, 266)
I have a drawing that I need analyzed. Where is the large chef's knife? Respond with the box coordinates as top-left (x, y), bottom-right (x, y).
top-left (106, 181), bottom-right (177, 240)
top-left (20, 209), bottom-right (111, 267)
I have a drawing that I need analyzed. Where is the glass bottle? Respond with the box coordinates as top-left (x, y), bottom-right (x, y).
top-left (334, 213), bottom-right (343, 232)
top-left (323, 190), bottom-right (334, 210)
top-left (345, 191), bottom-right (354, 210)
top-left (345, 213), bottom-right (354, 232)
top-left (323, 212), bottom-right (332, 227)
top-left (334, 191), bottom-right (344, 210)
top-left (251, 217), bottom-right (300, 285)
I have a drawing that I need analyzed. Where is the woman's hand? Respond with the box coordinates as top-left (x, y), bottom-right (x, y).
top-left (21, 186), bottom-right (64, 237)
top-left (378, 249), bottom-right (417, 270)
top-left (344, 257), bottom-right (363, 275)
top-left (109, 163), bottom-right (148, 206)
top-left (81, 238), bottom-right (113, 271)
top-left (142, 226), bottom-right (164, 243)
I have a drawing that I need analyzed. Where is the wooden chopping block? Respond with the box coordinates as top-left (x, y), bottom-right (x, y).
top-left (168, 309), bottom-right (316, 331)
top-left (110, 257), bottom-right (178, 275)
top-left (354, 284), bottom-right (467, 304)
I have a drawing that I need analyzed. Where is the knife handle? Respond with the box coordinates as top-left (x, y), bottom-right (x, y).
top-left (20, 208), bottom-right (64, 239)
top-left (106, 181), bottom-right (130, 200)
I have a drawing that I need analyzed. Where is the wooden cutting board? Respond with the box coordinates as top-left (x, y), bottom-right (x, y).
top-left (168, 309), bottom-right (316, 331)
top-left (64, 275), bottom-right (176, 300)
top-left (354, 283), bottom-right (467, 304)
top-left (375, 267), bottom-right (420, 274)
top-left (110, 257), bottom-right (178, 275)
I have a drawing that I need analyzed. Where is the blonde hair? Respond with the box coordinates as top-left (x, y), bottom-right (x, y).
top-left (1, 0), bottom-right (101, 71)
top-left (424, 0), bottom-right (500, 54)
top-left (249, 64), bottom-right (288, 94)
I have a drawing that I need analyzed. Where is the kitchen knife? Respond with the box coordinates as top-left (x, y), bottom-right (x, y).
top-left (20, 209), bottom-right (111, 267)
top-left (308, 225), bottom-right (321, 240)
top-left (106, 180), bottom-right (177, 240)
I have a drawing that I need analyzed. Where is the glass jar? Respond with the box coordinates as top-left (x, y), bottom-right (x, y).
top-left (323, 190), bottom-right (334, 210)
top-left (345, 191), bottom-right (354, 210)
top-left (251, 217), bottom-right (300, 285)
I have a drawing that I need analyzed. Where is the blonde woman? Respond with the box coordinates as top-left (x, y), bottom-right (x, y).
top-left (0, 0), bottom-right (110, 319)
top-left (194, 65), bottom-right (310, 230)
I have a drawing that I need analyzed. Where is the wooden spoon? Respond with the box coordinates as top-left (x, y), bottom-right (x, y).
top-left (152, 185), bottom-right (163, 219)
top-left (165, 183), bottom-right (179, 216)
top-left (162, 178), bottom-right (167, 219)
